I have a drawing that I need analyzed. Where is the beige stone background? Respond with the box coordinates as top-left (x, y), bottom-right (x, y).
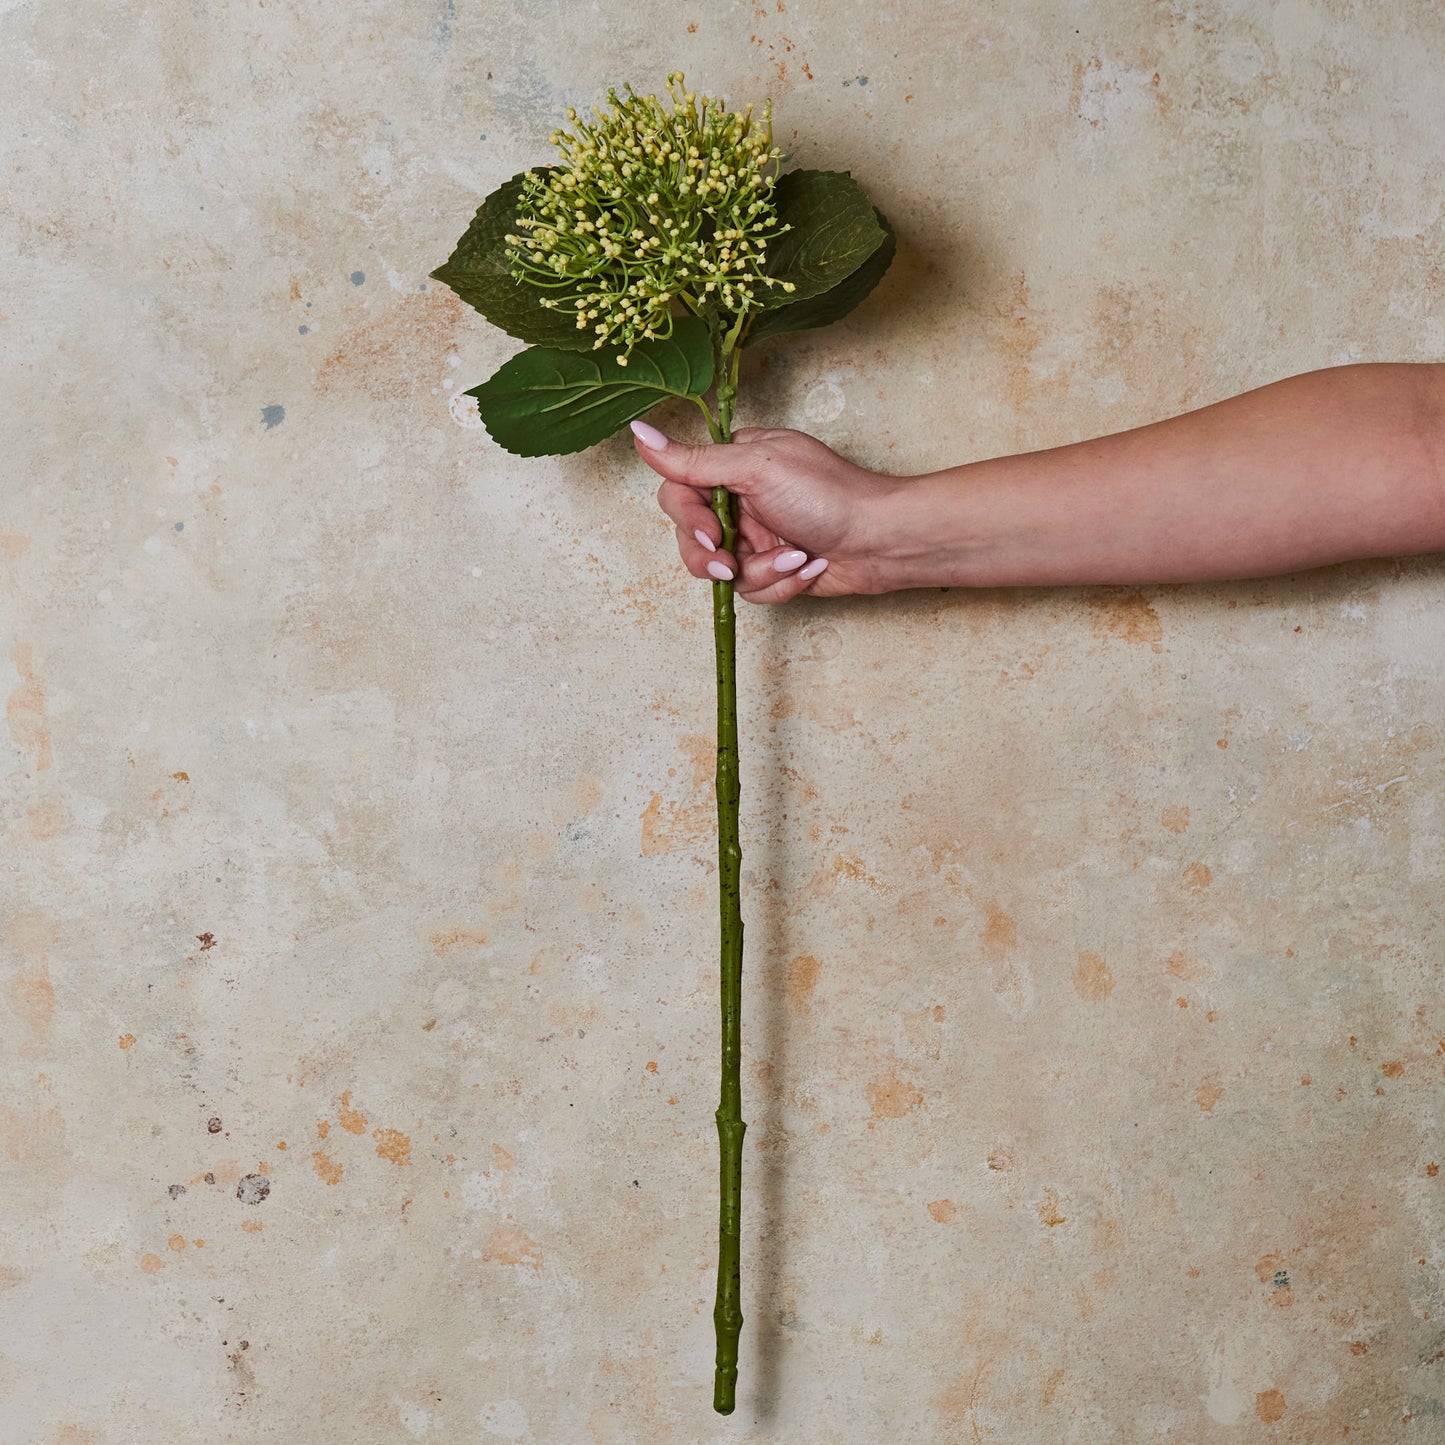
top-left (3, 1), bottom-right (1444, 1441)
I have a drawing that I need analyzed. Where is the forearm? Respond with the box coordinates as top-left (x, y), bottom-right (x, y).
top-left (873, 363), bottom-right (1445, 589)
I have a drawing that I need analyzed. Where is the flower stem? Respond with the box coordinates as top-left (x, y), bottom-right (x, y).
top-left (707, 333), bottom-right (745, 1416)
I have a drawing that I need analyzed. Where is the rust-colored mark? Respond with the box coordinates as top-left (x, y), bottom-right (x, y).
top-left (311, 1149), bottom-right (343, 1185)
top-left (1348, 1340), bottom-right (1368, 1355)
top-left (1381, 1060), bottom-right (1404, 1078)
top-left (787, 952), bottom-right (822, 1013)
top-left (639, 790), bottom-right (712, 856)
top-left (7, 966), bottom-right (55, 1040)
top-left (1427, 1164), bottom-right (1439, 1177)
top-left (687, 20), bottom-right (696, 30)
top-left (196, 932), bottom-right (216, 950)
top-left (337, 1091), bottom-right (367, 1135)
top-left (1037, 1189), bottom-right (1066, 1227)
top-left (987, 1147), bottom-right (1016, 1172)
top-left (644, 1060), bottom-right (658, 1074)
top-left (483, 1223), bottom-right (543, 1271)
top-left (1300, 1075), bottom-right (1312, 1086)
top-left (865, 1075), bottom-right (923, 1122)
top-left (1195, 1077), bottom-right (1224, 1112)
top-left (7, 644), bottom-right (53, 771)
top-left (167, 1234), bottom-right (186, 1252)
top-left (492, 1142), bottom-right (515, 1176)
top-left (981, 902), bottom-right (1017, 958)
top-left (1183, 861), bottom-right (1213, 892)
top-left (316, 1119), bottom-right (330, 1140)
top-left (1165, 949), bottom-right (1205, 981)
top-left (1041, 1366), bottom-right (1065, 1405)
top-left (1, 532), bottom-right (29, 561)
top-left (118, 1033), bottom-right (136, 1050)
top-left (27, 801), bottom-right (63, 839)
top-left (1072, 951), bottom-right (1115, 1001)
top-left (1216, 737), bottom-right (1229, 749)
top-left (926, 1199), bottom-right (957, 1224)
top-left (429, 926), bottom-right (488, 956)
top-left (240, 1218), bottom-right (263, 1234)
top-left (373, 1128), bottom-right (411, 1166)
top-left (1255, 1388), bottom-right (1286, 1423)
top-left (172, 770), bottom-right (189, 782)
top-left (316, 290), bottom-right (463, 403)
top-left (1160, 805), bottom-right (1190, 834)
top-left (139, 1253), bottom-right (164, 1274)
top-left (1090, 594), bottom-right (1163, 650)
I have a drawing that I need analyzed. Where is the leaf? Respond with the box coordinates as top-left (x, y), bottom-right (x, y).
top-left (744, 206), bottom-right (895, 345)
top-left (466, 316), bottom-right (714, 457)
top-left (757, 169), bottom-right (889, 307)
top-left (431, 169), bottom-right (594, 351)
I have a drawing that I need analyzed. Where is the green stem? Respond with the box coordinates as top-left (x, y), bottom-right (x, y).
top-left (708, 331), bottom-right (745, 1416)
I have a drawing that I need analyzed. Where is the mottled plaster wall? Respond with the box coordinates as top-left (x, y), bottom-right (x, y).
top-left (3, 2), bottom-right (1444, 1441)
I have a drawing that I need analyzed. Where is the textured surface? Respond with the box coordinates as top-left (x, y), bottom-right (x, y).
top-left (4, 2), bottom-right (1444, 1441)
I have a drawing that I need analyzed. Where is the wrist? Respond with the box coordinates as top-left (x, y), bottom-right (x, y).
top-left (863, 467), bottom-right (988, 592)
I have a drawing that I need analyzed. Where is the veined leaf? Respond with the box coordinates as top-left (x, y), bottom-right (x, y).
top-left (745, 206), bottom-right (895, 345)
top-left (467, 316), bottom-right (714, 457)
top-left (431, 169), bottom-right (593, 351)
top-left (758, 169), bottom-right (888, 307)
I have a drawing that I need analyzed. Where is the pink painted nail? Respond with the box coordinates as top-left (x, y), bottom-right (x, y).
top-left (694, 529), bottom-right (717, 553)
top-left (798, 557), bottom-right (829, 580)
top-left (773, 549), bottom-right (808, 573)
top-left (707, 560), bottom-right (735, 582)
top-left (629, 418), bottom-right (669, 449)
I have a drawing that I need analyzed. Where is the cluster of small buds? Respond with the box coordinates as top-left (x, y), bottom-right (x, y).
top-left (504, 72), bottom-right (796, 365)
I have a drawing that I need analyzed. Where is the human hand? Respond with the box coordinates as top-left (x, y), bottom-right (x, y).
top-left (629, 419), bottom-right (900, 602)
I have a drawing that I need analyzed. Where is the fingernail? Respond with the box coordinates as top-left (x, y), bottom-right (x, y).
top-left (773, 549), bottom-right (808, 573)
top-left (707, 560), bottom-right (735, 582)
top-left (798, 557), bottom-right (829, 580)
top-left (694, 529), bottom-right (717, 553)
top-left (629, 419), bottom-right (669, 449)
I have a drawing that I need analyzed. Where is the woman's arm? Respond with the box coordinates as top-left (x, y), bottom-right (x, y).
top-left (873, 362), bottom-right (1445, 589)
top-left (635, 362), bottom-right (1445, 601)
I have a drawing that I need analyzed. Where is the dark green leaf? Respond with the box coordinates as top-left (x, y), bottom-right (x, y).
top-left (745, 206), bottom-right (895, 345)
top-left (467, 316), bottom-right (714, 457)
top-left (431, 170), bottom-right (593, 351)
top-left (758, 170), bottom-right (888, 307)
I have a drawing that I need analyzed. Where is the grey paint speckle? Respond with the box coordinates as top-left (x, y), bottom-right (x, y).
top-left (298, 324), bottom-right (309, 335)
top-left (350, 270), bottom-right (365, 286)
top-left (174, 521), bottom-right (184, 531)
top-left (261, 404), bottom-right (285, 429)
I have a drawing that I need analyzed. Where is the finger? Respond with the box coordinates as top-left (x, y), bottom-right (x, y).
top-left (736, 508), bottom-right (783, 557)
top-left (674, 523), bottom-right (737, 582)
top-left (736, 544), bottom-right (811, 594)
top-left (656, 478), bottom-right (721, 542)
top-left (629, 418), bottom-right (763, 494)
top-left (737, 556), bottom-right (830, 606)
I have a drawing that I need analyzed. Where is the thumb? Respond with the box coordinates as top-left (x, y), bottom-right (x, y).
top-left (628, 418), bottom-right (758, 494)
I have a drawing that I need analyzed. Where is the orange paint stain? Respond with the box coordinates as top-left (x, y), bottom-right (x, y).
top-left (482, 1223), bottom-right (543, 1272)
top-left (865, 1075), bottom-right (923, 1122)
top-left (337, 1091), bottom-right (367, 1135)
top-left (167, 1234), bottom-right (186, 1252)
top-left (1072, 951), bottom-right (1115, 1001)
top-left (7, 966), bottom-right (55, 1040)
top-left (926, 1199), bottom-right (957, 1224)
top-left (1183, 861), bottom-right (1213, 892)
top-left (980, 902), bottom-right (1017, 958)
top-left (1090, 593), bottom-right (1164, 650)
top-left (429, 926), bottom-right (488, 956)
top-left (1160, 805), bottom-right (1190, 834)
top-left (7, 643), bottom-right (53, 771)
top-left (1381, 1060), bottom-right (1404, 1078)
top-left (240, 1219), bottom-right (263, 1233)
top-left (311, 1150), bottom-right (343, 1185)
top-left (373, 1128), bottom-right (412, 1166)
top-left (1037, 1189), bottom-right (1067, 1228)
top-left (1165, 949), bottom-right (1205, 981)
top-left (787, 953), bottom-right (822, 1013)
top-left (644, 1060), bottom-right (658, 1074)
top-left (1255, 1388), bottom-right (1286, 1423)
top-left (139, 1253), bottom-right (164, 1274)
top-left (1195, 1077), bottom-right (1224, 1112)
top-left (317, 1119), bottom-right (330, 1139)
top-left (118, 1033), bottom-right (136, 1051)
